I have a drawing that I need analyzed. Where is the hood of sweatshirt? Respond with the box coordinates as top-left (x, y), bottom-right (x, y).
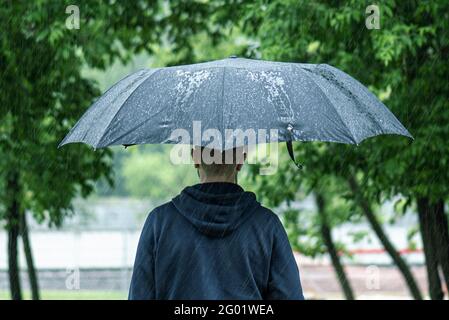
top-left (171, 182), bottom-right (261, 237)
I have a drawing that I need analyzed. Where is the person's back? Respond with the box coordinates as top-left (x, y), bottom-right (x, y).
top-left (129, 147), bottom-right (304, 300)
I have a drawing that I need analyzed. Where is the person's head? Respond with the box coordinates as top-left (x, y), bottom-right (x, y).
top-left (191, 146), bottom-right (246, 183)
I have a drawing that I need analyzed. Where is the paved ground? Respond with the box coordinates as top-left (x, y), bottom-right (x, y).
top-left (299, 264), bottom-right (431, 299)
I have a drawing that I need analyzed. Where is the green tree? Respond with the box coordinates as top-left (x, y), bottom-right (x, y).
top-left (315, 192), bottom-right (355, 300)
top-left (247, 0), bottom-right (449, 299)
top-left (211, 0), bottom-right (449, 299)
top-left (0, 0), bottom-right (222, 300)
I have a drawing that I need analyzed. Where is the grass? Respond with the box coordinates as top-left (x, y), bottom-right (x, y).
top-left (0, 290), bottom-right (127, 300)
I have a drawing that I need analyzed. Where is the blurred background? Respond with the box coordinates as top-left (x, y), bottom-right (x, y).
top-left (0, 1), bottom-right (448, 300)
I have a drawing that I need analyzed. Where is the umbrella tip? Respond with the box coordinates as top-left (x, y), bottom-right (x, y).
top-left (229, 55), bottom-right (238, 59)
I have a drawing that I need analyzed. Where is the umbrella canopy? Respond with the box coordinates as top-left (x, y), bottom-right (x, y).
top-left (59, 57), bottom-right (412, 151)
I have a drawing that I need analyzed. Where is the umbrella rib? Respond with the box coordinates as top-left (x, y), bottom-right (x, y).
top-left (294, 64), bottom-right (358, 144)
top-left (220, 67), bottom-right (227, 143)
top-left (101, 106), bottom-right (168, 146)
top-left (58, 71), bottom-right (144, 148)
top-left (95, 68), bottom-right (163, 148)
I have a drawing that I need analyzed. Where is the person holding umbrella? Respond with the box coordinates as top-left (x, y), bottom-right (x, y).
top-left (128, 146), bottom-right (304, 299)
top-left (59, 56), bottom-right (412, 300)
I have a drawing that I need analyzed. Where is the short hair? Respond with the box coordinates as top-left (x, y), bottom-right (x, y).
top-left (193, 147), bottom-right (245, 177)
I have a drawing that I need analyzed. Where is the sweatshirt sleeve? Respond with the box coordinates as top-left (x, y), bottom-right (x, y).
top-left (266, 215), bottom-right (304, 300)
top-left (128, 212), bottom-right (156, 300)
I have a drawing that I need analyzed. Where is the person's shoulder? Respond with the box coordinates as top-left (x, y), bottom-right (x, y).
top-left (152, 201), bottom-right (176, 214)
top-left (252, 204), bottom-right (283, 227)
top-left (252, 206), bottom-right (290, 242)
top-left (144, 201), bottom-right (176, 225)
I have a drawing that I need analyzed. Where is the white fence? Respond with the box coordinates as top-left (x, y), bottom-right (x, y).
top-left (0, 229), bottom-right (140, 270)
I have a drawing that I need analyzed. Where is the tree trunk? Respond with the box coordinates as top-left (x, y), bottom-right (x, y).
top-left (6, 171), bottom-right (22, 300)
top-left (315, 193), bottom-right (355, 300)
top-left (20, 211), bottom-right (40, 300)
top-left (417, 198), bottom-right (445, 299)
top-left (433, 199), bottom-right (449, 296)
top-left (348, 175), bottom-right (423, 300)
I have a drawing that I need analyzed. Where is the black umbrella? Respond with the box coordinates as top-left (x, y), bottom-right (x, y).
top-left (59, 57), bottom-right (412, 166)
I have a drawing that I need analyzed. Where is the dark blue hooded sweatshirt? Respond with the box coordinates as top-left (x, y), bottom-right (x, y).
top-left (128, 182), bottom-right (304, 300)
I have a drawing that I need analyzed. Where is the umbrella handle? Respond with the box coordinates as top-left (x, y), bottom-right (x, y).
top-left (286, 124), bottom-right (303, 170)
top-left (286, 140), bottom-right (303, 170)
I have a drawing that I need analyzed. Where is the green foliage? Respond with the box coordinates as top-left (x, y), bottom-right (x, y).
top-left (230, 0), bottom-right (449, 201)
top-left (207, 0), bottom-right (449, 256)
top-left (122, 146), bottom-right (197, 202)
top-left (0, 0), bottom-right (231, 226)
top-left (2, 0), bottom-right (447, 247)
